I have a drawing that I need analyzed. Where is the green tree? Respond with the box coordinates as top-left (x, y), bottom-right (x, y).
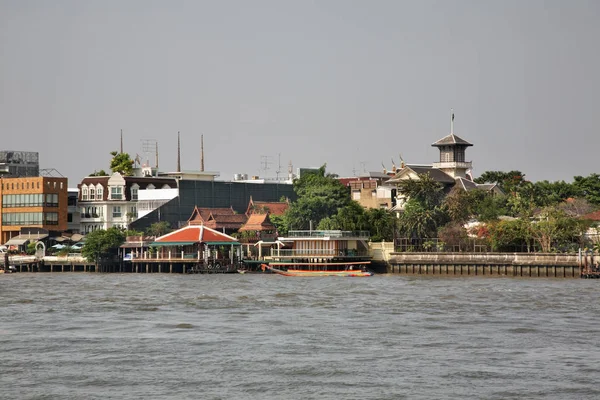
top-left (474, 170), bottom-right (527, 194)
top-left (89, 170), bottom-right (108, 177)
top-left (145, 221), bottom-right (172, 237)
top-left (364, 207), bottom-right (396, 242)
top-left (109, 151), bottom-right (134, 176)
top-left (573, 173), bottom-right (600, 205)
top-left (397, 200), bottom-right (448, 239)
top-left (395, 173), bottom-right (449, 239)
top-left (282, 164), bottom-right (350, 231)
top-left (486, 219), bottom-right (531, 252)
top-left (396, 173), bottom-right (445, 209)
top-left (81, 227), bottom-right (126, 262)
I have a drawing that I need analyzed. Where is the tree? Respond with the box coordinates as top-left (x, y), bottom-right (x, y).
top-left (89, 170), bottom-right (108, 177)
top-left (397, 200), bottom-right (448, 239)
top-left (573, 174), bottom-right (600, 205)
top-left (396, 173), bottom-right (445, 209)
top-left (109, 151), bottom-right (134, 176)
top-left (395, 173), bottom-right (449, 239)
top-left (364, 207), bottom-right (396, 242)
top-left (485, 219), bottom-right (531, 252)
top-left (145, 221), bottom-right (172, 237)
top-left (81, 227), bottom-right (126, 262)
top-left (474, 170), bottom-right (527, 194)
top-left (281, 164), bottom-right (350, 231)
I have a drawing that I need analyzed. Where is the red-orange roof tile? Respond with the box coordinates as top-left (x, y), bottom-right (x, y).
top-left (154, 225), bottom-right (237, 243)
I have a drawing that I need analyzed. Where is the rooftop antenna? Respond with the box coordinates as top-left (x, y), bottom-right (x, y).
top-left (275, 153), bottom-right (281, 180)
top-left (177, 131), bottom-right (181, 172)
top-left (451, 108), bottom-right (455, 135)
top-left (120, 129), bottom-right (123, 153)
top-left (360, 161), bottom-right (367, 173)
top-left (260, 155), bottom-right (272, 177)
top-left (200, 134), bottom-right (205, 172)
top-left (141, 139), bottom-right (158, 168)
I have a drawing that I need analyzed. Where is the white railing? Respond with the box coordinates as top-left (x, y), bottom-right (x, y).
top-left (270, 249), bottom-right (369, 257)
top-left (431, 161), bottom-right (472, 170)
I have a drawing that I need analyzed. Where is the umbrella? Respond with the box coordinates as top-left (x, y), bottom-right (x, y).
top-left (51, 244), bottom-right (65, 249)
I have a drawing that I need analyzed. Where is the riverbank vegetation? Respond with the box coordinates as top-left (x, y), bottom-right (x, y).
top-left (271, 166), bottom-right (600, 253)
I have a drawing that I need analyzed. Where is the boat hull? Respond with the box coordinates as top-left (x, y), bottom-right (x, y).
top-left (262, 264), bottom-right (373, 277)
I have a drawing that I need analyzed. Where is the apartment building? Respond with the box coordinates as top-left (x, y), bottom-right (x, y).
top-left (0, 176), bottom-right (68, 245)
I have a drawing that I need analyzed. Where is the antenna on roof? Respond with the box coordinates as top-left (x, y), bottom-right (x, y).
top-left (200, 134), bottom-right (205, 172)
top-left (276, 153), bottom-right (281, 180)
top-left (451, 108), bottom-right (455, 135)
top-left (177, 132), bottom-right (181, 172)
top-left (120, 129), bottom-right (123, 153)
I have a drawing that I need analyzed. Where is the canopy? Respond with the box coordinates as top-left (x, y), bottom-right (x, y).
top-left (3, 237), bottom-right (30, 246)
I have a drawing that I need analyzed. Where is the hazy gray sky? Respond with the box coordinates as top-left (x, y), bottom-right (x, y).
top-left (1, 0), bottom-right (598, 185)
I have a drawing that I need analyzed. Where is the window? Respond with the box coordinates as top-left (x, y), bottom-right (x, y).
top-left (352, 190), bottom-right (360, 200)
top-left (96, 185), bottom-right (103, 199)
top-left (130, 205), bottom-right (137, 218)
top-left (82, 187), bottom-right (88, 201)
top-left (89, 188), bottom-right (95, 201)
top-left (131, 186), bottom-right (139, 201)
top-left (112, 206), bottom-right (122, 218)
top-left (67, 213), bottom-right (73, 223)
top-left (111, 186), bottom-right (122, 200)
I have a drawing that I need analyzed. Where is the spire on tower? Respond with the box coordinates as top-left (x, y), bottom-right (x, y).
top-left (450, 109), bottom-right (455, 135)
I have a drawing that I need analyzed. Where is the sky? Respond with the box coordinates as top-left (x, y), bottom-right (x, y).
top-left (1, 0), bottom-right (599, 186)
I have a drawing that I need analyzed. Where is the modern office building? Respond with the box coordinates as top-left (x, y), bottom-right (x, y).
top-left (0, 176), bottom-right (68, 246)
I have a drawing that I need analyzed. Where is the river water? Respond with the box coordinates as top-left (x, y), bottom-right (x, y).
top-left (1, 273), bottom-right (599, 400)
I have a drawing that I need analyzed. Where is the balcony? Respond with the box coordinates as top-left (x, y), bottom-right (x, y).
top-left (269, 249), bottom-right (369, 258)
top-left (432, 161), bottom-right (472, 170)
top-left (286, 230), bottom-right (370, 239)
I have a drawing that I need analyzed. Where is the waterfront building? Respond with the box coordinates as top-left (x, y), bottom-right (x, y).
top-left (67, 188), bottom-right (81, 233)
top-left (385, 113), bottom-right (503, 212)
top-left (0, 176), bottom-right (68, 247)
top-left (77, 172), bottom-right (177, 233)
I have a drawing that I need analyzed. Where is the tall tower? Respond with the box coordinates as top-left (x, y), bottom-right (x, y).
top-left (431, 111), bottom-right (473, 179)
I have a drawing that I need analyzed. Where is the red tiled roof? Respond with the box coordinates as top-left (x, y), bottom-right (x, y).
top-left (583, 210), bottom-right (600, 221)
top-left (154, 225), bottom-right (237, 244)
top-left (239, 213), bottom-right (275, 231)
top-left (187, 206), bottom-right (235, 223)
top-left (246, 197), bottom-right (289, 216)
top-left (204, 214), bottom-right (248, 230)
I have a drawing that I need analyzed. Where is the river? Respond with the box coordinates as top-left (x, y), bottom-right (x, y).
top-left (1, 273), bottom-right (599, 399)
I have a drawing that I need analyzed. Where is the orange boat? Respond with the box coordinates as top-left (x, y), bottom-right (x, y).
top-left (261, 263), bottom-right (373, 277)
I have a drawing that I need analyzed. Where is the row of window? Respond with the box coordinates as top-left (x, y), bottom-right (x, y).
top-left (1, 212), bottom-right (59, 225)
top-left (80, 206), bottom-right (137, 219)
top-left (1, 181), bottom-right (64, 190)
top-left (83, 223), bottom-right (128, 234)
top-left (81, 186), bottom-right (140, 201)
top-left (2, 194), bottom-right (59, 208)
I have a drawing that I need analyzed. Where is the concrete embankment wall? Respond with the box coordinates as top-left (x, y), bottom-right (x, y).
top-left (387, 252), bottom-right (581, 278)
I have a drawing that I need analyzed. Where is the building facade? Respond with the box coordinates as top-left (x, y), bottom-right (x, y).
top-left (78, 172), bottom-right (178, 233)
top-left (0, 176), bottom-right (68, 245)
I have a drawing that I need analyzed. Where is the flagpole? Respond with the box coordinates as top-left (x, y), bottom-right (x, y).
top-left (450, 109), bottom-right (454, 135)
